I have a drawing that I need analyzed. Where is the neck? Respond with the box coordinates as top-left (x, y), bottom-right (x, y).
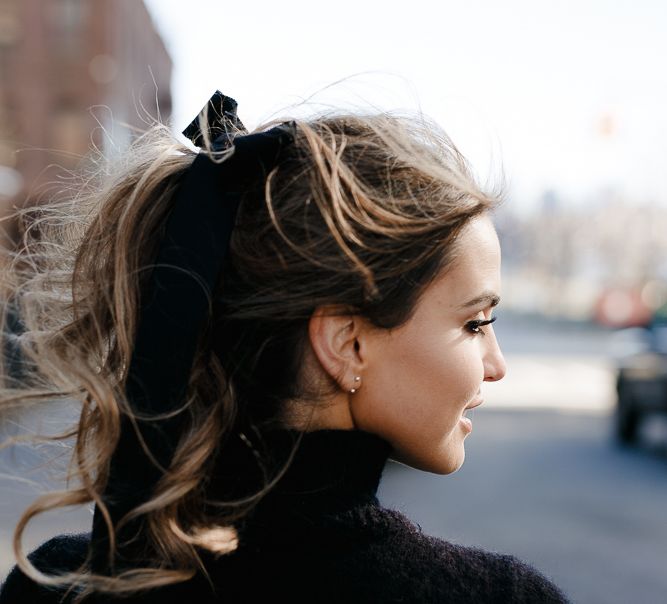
top-left (279, 394), bottom-right (357, 431)
top-left (208, 427), bottom-right (393, 520)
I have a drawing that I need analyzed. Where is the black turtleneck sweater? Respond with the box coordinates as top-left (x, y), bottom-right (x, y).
top-left (0, 429), bottom-right (570, 603)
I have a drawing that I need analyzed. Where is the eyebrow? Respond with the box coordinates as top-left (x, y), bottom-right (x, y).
top-left (458, 292), bottom-right (500, 310)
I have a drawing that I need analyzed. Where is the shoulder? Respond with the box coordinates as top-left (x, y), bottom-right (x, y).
top-left (0, 533), bottom-right (90, 604)
top-left (325, 504), bottom-right (571, 603)
top-left (1, 534), bottom-right (223, 604)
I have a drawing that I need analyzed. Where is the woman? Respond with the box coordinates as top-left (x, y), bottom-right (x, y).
top-left (0, 92), bottom-right (570, 602)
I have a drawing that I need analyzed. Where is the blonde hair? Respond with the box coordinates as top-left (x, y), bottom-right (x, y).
top-left (0, 108), bottom-right (498, 598)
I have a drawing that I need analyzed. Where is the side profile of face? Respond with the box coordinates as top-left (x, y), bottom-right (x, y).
top-left (350, 213), bottom-right (506, 474)
top-left (301, 212), bottom-right (506, 474)
top-left (290, 215), bottom-right (496, 477)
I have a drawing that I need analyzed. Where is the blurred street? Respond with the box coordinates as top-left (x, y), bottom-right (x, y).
top-left (2, 315), bottom-right (667, 604)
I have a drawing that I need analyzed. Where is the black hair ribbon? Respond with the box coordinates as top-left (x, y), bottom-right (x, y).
top-left (89, 92), bottom-right (296, 574)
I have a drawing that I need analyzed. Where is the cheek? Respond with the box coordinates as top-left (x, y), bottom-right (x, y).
top-left (421, 341), bottom-right (483, 412)
top-left (367, 328), bottom-right (481, 409)
top-left (363, 336), bottom-right (419, 407)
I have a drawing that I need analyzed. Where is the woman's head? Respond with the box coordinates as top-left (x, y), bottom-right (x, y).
top-left (215, 114), bottom-right (505, 473)
top-left (215, 114), bottom-right (501, 430)
top-left (2, 102), bottom-right (503, 594)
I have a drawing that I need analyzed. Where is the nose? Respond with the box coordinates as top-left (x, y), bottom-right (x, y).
top-left (483, 329), bottom-right (506, 382)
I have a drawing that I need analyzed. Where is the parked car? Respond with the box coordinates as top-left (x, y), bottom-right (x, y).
top-left (614, 314), bottom-right (667, 444)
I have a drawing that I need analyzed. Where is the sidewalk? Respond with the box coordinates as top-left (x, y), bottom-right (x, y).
top-left (482, 354), bottom-right (616, 414)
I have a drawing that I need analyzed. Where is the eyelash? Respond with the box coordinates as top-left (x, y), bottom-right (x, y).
top-left (465, 316), bottom-right (497, 336)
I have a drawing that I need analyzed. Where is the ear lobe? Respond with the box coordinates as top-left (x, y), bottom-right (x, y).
top-left (308, 306), bottom-right (363, 387)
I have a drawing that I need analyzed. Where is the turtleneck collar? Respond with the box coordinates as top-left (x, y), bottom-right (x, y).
top-left (210, 428), bottom-right (392, 521)
top-left (267, 428), bottom-right (391, 500)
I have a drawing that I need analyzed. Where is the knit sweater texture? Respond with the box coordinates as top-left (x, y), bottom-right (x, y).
top-left (0, 428), bottom-right (570, 603)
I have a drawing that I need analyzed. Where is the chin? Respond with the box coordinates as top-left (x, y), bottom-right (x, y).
top-left (390, 445), bottom-right (465, 475)
top-left (435, 450), bottom-right (465, 475)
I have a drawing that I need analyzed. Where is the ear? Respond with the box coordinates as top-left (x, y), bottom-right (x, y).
top-left (308, 305), bottom-right (366, 392)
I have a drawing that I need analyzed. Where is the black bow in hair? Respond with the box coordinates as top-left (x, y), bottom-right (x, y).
top-left (182, 90), bottom-right (247, 148)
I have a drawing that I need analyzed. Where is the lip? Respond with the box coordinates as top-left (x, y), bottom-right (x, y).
top-left (464, 398), bottom-right (484, 411)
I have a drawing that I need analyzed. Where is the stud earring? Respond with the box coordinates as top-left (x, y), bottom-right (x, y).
top-left (349, 375), bottom-right (361, 394)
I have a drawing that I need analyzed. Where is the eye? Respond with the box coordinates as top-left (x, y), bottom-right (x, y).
top-left (465, 316), bottom-right (497, 336)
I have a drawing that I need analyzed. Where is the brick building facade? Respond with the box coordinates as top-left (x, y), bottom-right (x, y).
top-left (0, 0), bottom-right (172, 248)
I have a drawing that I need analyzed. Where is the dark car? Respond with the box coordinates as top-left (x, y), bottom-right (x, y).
top-left (615, 313), bottom-right (667, 444)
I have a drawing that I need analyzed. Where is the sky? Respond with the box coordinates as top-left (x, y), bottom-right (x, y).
top-left (143, 0), bottom-right (667, 212)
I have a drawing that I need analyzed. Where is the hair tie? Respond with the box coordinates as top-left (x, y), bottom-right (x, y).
top-left (90, 91), bottom-right (296, 574)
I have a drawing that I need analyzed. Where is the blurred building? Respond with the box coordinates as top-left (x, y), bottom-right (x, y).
top-left (0, 0), bottom-right (172, 249)
top-left (496, 197), bottom-right (667, 323)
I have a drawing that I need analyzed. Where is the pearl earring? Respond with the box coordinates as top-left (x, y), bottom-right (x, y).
top-left (349, 375), bottom-right (361, 394)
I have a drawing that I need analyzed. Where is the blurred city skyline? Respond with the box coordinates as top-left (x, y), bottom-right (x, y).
top-left (144, 0), bottom-right (667, 213)
top-left (1, 0), bottom-right (666, 323)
